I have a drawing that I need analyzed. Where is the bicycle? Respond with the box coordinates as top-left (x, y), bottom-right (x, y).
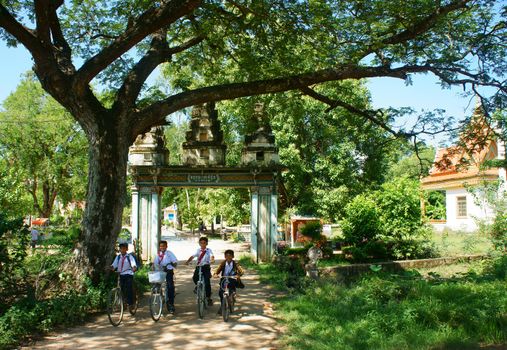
top-left (219, 276), bottom-right (238, 322)
top-left (107, 272), bottom-right (139, 327)
top-left (196, 264), bottom-right (208, 319)
top-left (148, 270), bottom-right (167, 322)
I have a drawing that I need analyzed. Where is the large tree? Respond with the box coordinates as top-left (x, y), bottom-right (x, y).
top-left (0, 0), bottom-right (505, 283)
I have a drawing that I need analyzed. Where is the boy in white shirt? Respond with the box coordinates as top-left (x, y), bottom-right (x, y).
top-left (186, 236), bottom-right (215, 306)
top-left (110, 243), bottom-right (137, 312)
top-left (153, 240), bottom-right (178, 314)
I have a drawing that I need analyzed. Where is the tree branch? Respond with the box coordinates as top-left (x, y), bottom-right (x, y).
top-left (299, 86), bottom-right (402, 137)
top-left (379, 0), bottom-right (471, 47)
top-left (115, 32), bottom-right (204, 113)
top-left (75, 0), bottom-right (202, 86)
top-left (0, 5), bottom-right (41, 52)
top-left (130, 64), bottom-right (430, 138)
top-left (34, 0), bottom-right (51, 44)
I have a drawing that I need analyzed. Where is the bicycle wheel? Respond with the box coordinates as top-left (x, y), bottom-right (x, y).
top-left (107, 288), bottom-right (124, 327)
top-left (222, 295), bottom-right (230, 322)
top-left (197, 283), bottom-right (205, 319)
top-left (149, 287), bottom-right (163, 321)
top-left (129, 287), bottom-right (140, 315)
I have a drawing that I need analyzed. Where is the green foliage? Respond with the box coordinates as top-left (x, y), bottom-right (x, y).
top-left (472, 180), bottom-right (507, 253)
top-left (39, 226), bottom-right (80, 249)
top-left (216, 87), bottom-right (398, 221)
top-left (0, 159), bottom-right (32, 218)
top-left (388, 144), bottom-right (436, 180)
top-left (299, 221), bottom-right (323, 241)
top-left (0, 73), bottom-right (88, 218)
top-left (0, 214), bottom-right (29, 314)
top-left (488, 210), bottom-right (507, 252)
top-left (252, 259), bottom-right (507, 350)
top-left (341, 178), bottom-right (435, 261)
top-left (341, 195), bottom-right (381, 246)
top-left (0, 281), bottom-right (107, 349)
top-left (425, 190), bottom-right (446, 220)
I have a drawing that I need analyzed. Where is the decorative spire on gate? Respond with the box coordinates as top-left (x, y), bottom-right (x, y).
top-left (128, 126), bottom-right (169, 166)
top-left (241, 103), bottom-right (279, 167)
top-left (182, 103), bottom-right (227, 166)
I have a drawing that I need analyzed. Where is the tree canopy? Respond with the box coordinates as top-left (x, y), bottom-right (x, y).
top-left (0, 74), bottom-right (88, 219)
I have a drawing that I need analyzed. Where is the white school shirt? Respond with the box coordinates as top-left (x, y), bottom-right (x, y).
top-left (153, 250), bottom-right (178, 271)
top-left (111, 253), bottom-right (136, 276)
top-left (224, 261), bottom-right (235, 276)
top-left (193, 248), bottom-right (213, 266)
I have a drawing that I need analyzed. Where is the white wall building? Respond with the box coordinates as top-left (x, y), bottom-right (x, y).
top-left (421, 107), bottom-right (506, 232)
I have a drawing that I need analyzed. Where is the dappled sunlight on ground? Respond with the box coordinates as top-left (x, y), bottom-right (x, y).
top-left (23, 240), bottom-right (279, 350)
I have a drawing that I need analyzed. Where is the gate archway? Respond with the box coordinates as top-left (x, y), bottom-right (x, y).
top-left (128, 103), bottom-right (280, 263)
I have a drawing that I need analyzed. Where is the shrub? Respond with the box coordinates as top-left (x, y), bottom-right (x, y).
top-left (489, 210), bottom-right (507, 252)
top-left (341, 194), bottom-right (381, 246)
top-left (0, 214), bottom-right (29, 314)
top-left (0, 281), bottom-right (107, 349)
top-left (300, 221), bottom-right (323, 241)
top-left (341, 178), bottom-right (434, 261)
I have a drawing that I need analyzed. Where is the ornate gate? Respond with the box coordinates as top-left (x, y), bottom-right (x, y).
top-left (128, 103), bottom-right (280, 263)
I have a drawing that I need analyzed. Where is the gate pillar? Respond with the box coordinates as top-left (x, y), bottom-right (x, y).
top-left (251, 186), bottom-right (278, 262)
top-left (134, 186), bottom-right (162, 262)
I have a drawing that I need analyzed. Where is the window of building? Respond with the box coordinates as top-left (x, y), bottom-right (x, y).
top-left (256, 151), bottom-right (265, 161)
top-left (457, 196), bottom-right (467, 218)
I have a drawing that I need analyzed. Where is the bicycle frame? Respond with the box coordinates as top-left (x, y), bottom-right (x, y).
top-left (220, 275), bottom-right (238, 322)
top-left (196, 264), bottom-right (207, 319)
top-left (107, 273), bottom-right (124, 326)
top-left (150, 280), bottom-right (166, 322)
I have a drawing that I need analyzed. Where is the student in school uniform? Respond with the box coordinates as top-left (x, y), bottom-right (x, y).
top-left (153, 240), bottom-right (178, 314)
top-left (110, 243), bottom-right (137, 312)
top-left (185, 236), bottom-right (215, 306)
top-left (213, 249), bottom-right (245, 315)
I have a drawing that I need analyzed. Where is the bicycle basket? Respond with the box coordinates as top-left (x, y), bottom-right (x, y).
top-left (148, 271), bottom-right (167, 283)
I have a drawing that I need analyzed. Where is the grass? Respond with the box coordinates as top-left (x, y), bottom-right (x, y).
top-left (431, 230), bottom-right (492, 257)
top-left (250, 255), bottom-right (507, 350)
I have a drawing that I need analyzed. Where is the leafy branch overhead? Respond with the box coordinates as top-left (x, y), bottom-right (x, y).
top-left (0, 0), bottom-right (505, 141)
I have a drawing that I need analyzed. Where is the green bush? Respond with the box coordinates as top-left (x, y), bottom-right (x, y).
top-left (0, 280), bottom-right (107, 349)
top-left (489, 210), bottom-right (507, 252)
top-left (341, 178), bottom-right (435, 261)
top-left (39, 225), bottom-right (80, 249)
top-left (300, 221), bottom-right (323, 240)
top-left (341, 194), bottom-right (380, 246)
top-left (0, 214), bottom-right (29, 314)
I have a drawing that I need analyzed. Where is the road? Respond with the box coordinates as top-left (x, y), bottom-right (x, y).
top-left (22, 237), bottom-right (280, 350)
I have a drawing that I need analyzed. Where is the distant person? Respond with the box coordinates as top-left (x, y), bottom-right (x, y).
top-left (153, 240), bottom-right (178, 314)
top-left (186, 236), bottom-right (215, 306)
top-left (111, 243), bottom-right (137, 312)
top-left (30, 226), bottom-right (39, 249)
top-left (199, 221), bottom-right (206, 233)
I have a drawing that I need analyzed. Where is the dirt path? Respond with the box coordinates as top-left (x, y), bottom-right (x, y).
top-left (22, 239), bottom-right (280, 350)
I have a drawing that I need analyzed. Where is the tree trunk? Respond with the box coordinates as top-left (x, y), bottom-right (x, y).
top-left (72, 125), bottom-right (130, 285)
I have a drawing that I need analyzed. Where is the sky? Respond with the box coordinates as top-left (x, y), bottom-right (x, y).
top-left (0, 43), bottom-right (477, 147)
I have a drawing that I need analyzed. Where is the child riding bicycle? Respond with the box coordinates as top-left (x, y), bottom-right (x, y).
top-left (152, 240), bottom-right (178, 314)
top-left (110, 242), bottom-right (137, 313)
top-left (213, 249), bottom-right (244, 315)
top-left (186, 236), bottom-right (215, 306)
